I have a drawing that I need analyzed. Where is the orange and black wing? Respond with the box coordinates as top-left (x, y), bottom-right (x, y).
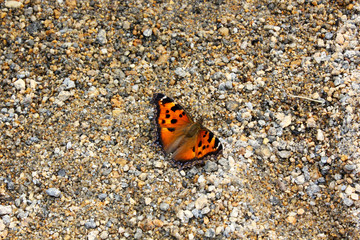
top-left (172, 127), bottom-right (223, 167)
top-left (151, 93), bottom-right (193, 153)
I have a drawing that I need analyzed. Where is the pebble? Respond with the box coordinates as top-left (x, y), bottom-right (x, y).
top-left (204, 161), bottom-right (218, 172)
top-left (204, 228), bottom-right (216, 238)
top-left (100, 231), bottom-right (109, 239)
top-left (277, 150), bottom-right (292, 159)
top-left (5, 1), bottom-right (22, 8)
top-left (96, 29), bottom-right (108, 45)
top-left (14, 79), bottom-right (25, 90)
top-left (85, 219), bottom-right (97, 229)
top-left (0, 206), bottom-right (12, 216)
top-left (134, 228), bottom-right (143, 239)
top-left (98, 193), bottom-right (107, 201)
top-left (316, 129), bottom-right (325, 141)
top-left (295, 175), bottom-right (305, 185)
top-left (46, 188), bottom-right (61, 198)
top-left (87, 230), bottom-right (99, 240)
top-left (218, 27), bottom-right (229, 36)
top-left (62, 78), bottom-right (75, 89)
top-left (343, 198), bottom-right (354, 207)
top-left (159, 202), bottom-right (170, 211)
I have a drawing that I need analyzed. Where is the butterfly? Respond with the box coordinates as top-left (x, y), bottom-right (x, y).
top-left (151, 93), bottom-right (223, 168)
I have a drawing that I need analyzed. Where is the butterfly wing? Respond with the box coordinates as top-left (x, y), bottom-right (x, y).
top-left (151, 93), bottom-right (194, 153)
top-left (172, 128), bottom-right (223, 164)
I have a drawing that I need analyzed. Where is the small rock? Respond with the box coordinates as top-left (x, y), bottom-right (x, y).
top-left (5, 1), bottom-right (23, 8)
top-left (57, 90), bottom-right (72, 101)
top-left (123, 21), bottom-right (131, 30)
top-left (159, 202), bottom-right (169, 211)
top-left (335, 33), bottom-right (344, 44)
top-left (174, 67), bottom-right (188, 78)
top-left (278, 150), bottom-right (291, 159)
top-left (306, 117), bottom-right (316, 128)
top-left (204, 161), bottom-right (218, 172)
top-left (85, 219), bottom-right (97, 229)
top-left (46, 188), bottom-right (61, 197)
top-left (204, 228), bottom-right (216, 238)
top-left (87, 230), bottom-right (99, 240)
top-left (294, 175), bottom-right (305, 185)
top-left (277, 113), bottom-right (292, 128)
top-left (343, 198), bottom-right (353, 207)
top-left (98, 193), bottom-right (107, 201)
top-left (2, 215), bottom-right (10, 225)
top-left (134, 228), bottom-right (143, 239)
top-left (195, 195), bottom-right (208, 209)
top-left (316, 129), bottom-right (324, 141)
top-left (14, 79), bottom-right (26, 90)
top-left (62, 78), bottom-right (75, 89)
top-left (96, 29), bottom-right (107, 45)
top-left (287, 215), bottom-right (296, 225)
top-left (344, 164), bottom-right (356, 172)
top-left (218, 27), bottom-right (229, 36)
top-left (88, 87), bottom-right (100, 98)
top-left (145, 197), bottom-right (151, 205)
top-left (0, 205), bottom-right (12, 216)
top-left (132, 84), bottom-right (139, 92)
top-left (201, 207), bottom-right (211, 215)
top-left (307, 182), bottom-right (320, 198)
top-left (143, 28), bottom-right (152, 37)
top-left (100, 231), bottom-right (109, 239)
top-left (257, 145), bottom-right (271, 159)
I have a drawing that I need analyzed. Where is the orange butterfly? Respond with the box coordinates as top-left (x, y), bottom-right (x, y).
top-left (151, 93), bottom-right (223, 167)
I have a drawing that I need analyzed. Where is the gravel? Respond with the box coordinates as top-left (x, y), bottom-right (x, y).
top-left (1, 0), bottom-right (359, 239)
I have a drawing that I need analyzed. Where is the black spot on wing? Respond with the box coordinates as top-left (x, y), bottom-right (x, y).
top-left (215, 138), bottom-right (220, 148)
top-left (161, 97), bottom-right (173, 104)
top-left (171, 104), bottom-right (182, 112)
top-left (207, 132), bottom-right (214, 143)
top-left (192, 146), bottom-right (195, 152)
top-left (168, 128), bottom-right (175, 132)
top-left (171, 119), bottom-right (177, 124)
top-left (166, 110), bottom-right (169, 113)
top-left (179, 113), bottom-right (183, 118)
top-left (202, 145), bottom-right (206, 150)
top-left (165, 114), bottom-right (170, 118)
top-left (198, 141), bottom-right (202, 147)
top-left (162, 120), bottom-right (165, 124)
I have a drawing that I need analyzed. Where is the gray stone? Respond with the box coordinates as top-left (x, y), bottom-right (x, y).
top-left (344, 164), bottom-right (356, 172)
top-left (96, 29), bottom-right (107, 45)
top-left (98, 193), bottom-right (107, 201)
top-left (46, 188), bottom-right (61, 197)
top-left (159, 202), bottom-right (169, 211)
top-left (62, 78), bottom-right (75, 89)
top-left (85, 219), bottom-right (97, 229)
top-left (306, 183), bottom-right (320, 198)
top-left (204, 161), bottom-right (218, 172)
top-left (204, 228), bottom-right (216, 238)
top-left (343, 198), bottom-right (354, 207)
top-left (174, 67), bottom-right (188, 78)
top-left (134, 228), bottom-right (143, 239)
top-left (295, 175), bottom-right (305, 185)
top-left (143, 28), bottom-right (152, 37)
top-left (278, 150), bottom-right (291, 159)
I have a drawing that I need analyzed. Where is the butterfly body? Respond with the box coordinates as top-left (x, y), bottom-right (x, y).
top-left (151, 93), bottom-right (222, 167)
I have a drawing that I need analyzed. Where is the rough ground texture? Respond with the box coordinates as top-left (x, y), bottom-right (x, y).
top-left (1, 0), bottom-right (360, 239)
